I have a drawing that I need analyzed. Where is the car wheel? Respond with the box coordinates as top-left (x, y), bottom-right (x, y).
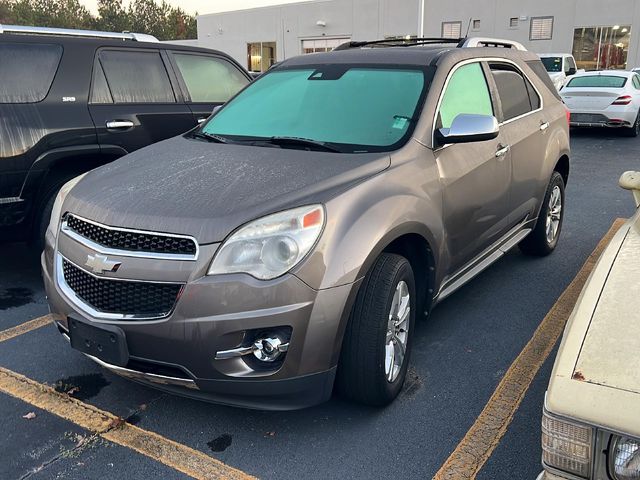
top-left (623, 110), bottom-right (640, 137)
top-left (336, 253), bottom-right (416, 406)
top-left (33, 184), bottom-right (62, 253)
top-left (519, 171), bottom-right (565, 256)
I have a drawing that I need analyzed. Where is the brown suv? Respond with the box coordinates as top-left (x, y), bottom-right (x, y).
top-left (42, 37), bottom-right (570, 410)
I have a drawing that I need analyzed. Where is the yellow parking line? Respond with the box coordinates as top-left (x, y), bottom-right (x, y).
top-left (0, 366), bottom-right (256, 480)
top-left (432, 218), bottom-right (626, 480)
top-left (0, 314), bottom-right (53, 343)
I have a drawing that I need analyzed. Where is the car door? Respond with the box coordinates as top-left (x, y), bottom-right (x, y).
top-left (88, 48), bottom-right (195, 154)
top-left (434, 61), bottom-right (512, 272)
top-left (487, 61), bottom-right (546, 225)
top-left (167, 51), bottom-right (250, 126)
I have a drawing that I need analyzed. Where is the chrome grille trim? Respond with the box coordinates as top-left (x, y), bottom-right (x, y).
top-left (61, 214), bottom-right (199, 261)
top-left (55, 253), bottom-right (184, 321)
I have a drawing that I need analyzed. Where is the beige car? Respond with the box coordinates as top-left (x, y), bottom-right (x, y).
top-left (538, 171), bottom-right (640, 480)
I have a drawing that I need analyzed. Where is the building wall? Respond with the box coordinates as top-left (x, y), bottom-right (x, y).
top-left (196, 0), bottom-right (640, 69)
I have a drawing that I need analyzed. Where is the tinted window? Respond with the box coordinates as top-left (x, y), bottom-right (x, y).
top-left (90, 62), bottom-right (113, 104)
top-left (173, 53), bottom-right (248, 103)
top-left (566, 75), bottom-right (627, 88)
top-left (438, 62), bottom-right (493, 129)
top-left (633, 76), bottom-right (640, 90)
top-left (202, 67), bottom-right (427, 153)
top-left (99, 50), bottom-right (175, 103)
top-left (0, 43), bottom-right (62, 103)
top-left (540, 57), bottom-right (562, 73)
top-left (526, 60), bottom-right (562, 100)
top-left (490, 64), bottom-right (535, 121)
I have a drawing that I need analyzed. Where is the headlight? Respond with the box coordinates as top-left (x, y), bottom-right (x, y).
top-left (611, 436), bottom-right (640, 480)
top-left (541, 409), bottom-right (593, 478)
top-left (46, 174), bottom-right (87, 239)
top-left (208, 205), bottom-right (325, 280)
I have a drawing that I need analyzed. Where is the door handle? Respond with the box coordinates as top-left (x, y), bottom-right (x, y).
top-left (495, 144), bottom-right (510, 158)
top-left (106, 120), bottom-right (134, 130)
top-left (539, 121), bottom-right (550, 131)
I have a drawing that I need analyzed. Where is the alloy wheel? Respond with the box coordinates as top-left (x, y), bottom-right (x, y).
top-left (385, 280), bottom-right (410, 382)
top-left (545, 185), bottom-right (562, 244)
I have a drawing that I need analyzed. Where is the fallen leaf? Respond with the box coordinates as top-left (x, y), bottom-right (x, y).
top-left (22, 412), bottom-right (36, 420)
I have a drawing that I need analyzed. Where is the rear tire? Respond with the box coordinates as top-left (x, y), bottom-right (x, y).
top-left (336, 253), bottom-right (416, 406)
top-left (623, 111), bottom-right (640, 137)
top-left (519, 171), bottom-right (565, 256)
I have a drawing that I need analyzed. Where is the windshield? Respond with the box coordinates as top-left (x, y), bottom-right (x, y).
top-left (566, 75), bottom-right (627, 88)
top-left (200, 66), bottom-right (428, 153)
top-left (540, 57), bottom-right (563, 73)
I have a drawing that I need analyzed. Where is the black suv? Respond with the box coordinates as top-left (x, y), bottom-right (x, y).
top-left (0, 25), bottom-right (251, 245)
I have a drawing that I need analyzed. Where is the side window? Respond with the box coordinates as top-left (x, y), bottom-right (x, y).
top-left (0, 43), bottom-right (62, 103)
top-left (633, 75), bottom-right (640, 90)
top-left (490, 64), bottom-right (538, 121)
top-left (98, 50), bottom-right (175, 103)
top-left (90, 62), bottom-right (113, 104)
top-left (565, 57), bottom-right (577, 73)
top-left (173, 53), bottom-right (249, 103)
top-left (438, 62), bottom-right (493, 129)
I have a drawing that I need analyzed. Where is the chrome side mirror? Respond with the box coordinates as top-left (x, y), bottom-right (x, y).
top-left (436, 114), bottom-right (499, 146)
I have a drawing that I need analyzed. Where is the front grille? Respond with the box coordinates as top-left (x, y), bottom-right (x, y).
top-left (65, 215), bottom-right (197, 257)
top-left (62, 259), bottom-right (182, 318)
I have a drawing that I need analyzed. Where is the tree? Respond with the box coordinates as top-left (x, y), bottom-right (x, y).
top-left (0, 0), bottom-right (197, 40)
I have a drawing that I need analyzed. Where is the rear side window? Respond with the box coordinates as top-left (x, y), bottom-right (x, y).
top-left (490, 63), bottom-right (539, 121)
top-left (0, 43), bottom-right (62, 103)
top-left (98, 50), bottom-right (175, 103)
top-left (438, 62), bottom-right (493, 129)
top-left (566, 76), bottom-right (627, 88)
top-left (173, 53), bottom-right (249, 103)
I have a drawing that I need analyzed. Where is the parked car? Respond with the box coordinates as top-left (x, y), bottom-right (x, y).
top-left (537, 171), bottom-right (640, 480)
top-left (561, 70), bottom-right (640, 136)
top-left (42, 37), bottom-right (570, 410)
top-left (0, 25), bottom-right (251, 247)
top-left (539, 53), bottom-right (579, 90)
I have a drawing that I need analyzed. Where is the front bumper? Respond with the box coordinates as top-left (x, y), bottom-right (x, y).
top-left (42, 228), bottom-right (357, 410)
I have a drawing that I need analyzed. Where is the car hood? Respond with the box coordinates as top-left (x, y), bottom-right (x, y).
top-left (63, 136), bottom-right (390, 244)
top-left (547, 208), bottom-right (640, 435)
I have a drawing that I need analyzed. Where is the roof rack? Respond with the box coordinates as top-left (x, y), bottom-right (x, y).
top-left (334, 37), bottom-right (463, 50)
top-left (334, 36), bottom-right (527, 52)
top-left (0, 24), bottom-right (159, 42)
top-left (460, 37), bottom-right (527, 51)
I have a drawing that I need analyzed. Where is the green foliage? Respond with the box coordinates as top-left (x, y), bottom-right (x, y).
top-left (0, 0), bottom-right (197, 40)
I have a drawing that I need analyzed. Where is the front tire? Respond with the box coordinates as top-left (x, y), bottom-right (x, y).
top-left (519, 171), bottom-right (565, 256)
top-left (336, 253), bottom-right (416, 406)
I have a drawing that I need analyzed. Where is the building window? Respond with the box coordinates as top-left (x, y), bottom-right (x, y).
top-left (302, 37), bottom-right (350, 54)
top-left (509, 17), bottom-right (519, 28)
top-left (472, 19), bottom-right (481, 30)
top-left (530, 16), bottom-right (554, 41)
top-left (572, 26), bottom-right (631, 70)
top-left (247, 42), bottom-right (276, 73)
top-left (442, 21), bottom-right (462, 39)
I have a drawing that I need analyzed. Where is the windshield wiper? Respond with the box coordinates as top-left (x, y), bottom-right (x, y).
top-left (191, 131), bottom-right (231, 144)
top-left (267, 136), bottom-right (342, 153)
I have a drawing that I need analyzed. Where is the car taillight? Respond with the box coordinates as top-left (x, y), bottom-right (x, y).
top-left (612, 95), bottom-right (633, 105)
top-left (565, 105), bottom-right (571, 126)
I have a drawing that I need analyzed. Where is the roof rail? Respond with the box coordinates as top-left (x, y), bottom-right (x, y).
top-left (0, 24), bottom-right (159, 42)
top-left (460, 37), bottom-right (527, 51)
top-left (334, 37), bottom-right (463, 50)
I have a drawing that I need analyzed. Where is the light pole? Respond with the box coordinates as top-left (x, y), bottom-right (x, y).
top-left (419, 0), bottom-right (425, 37)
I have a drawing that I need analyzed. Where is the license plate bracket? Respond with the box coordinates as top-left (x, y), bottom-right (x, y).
top-left (68, 316), bottom-right (129, 367)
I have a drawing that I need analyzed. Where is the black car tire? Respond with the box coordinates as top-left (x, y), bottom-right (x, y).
top-left (336, 253), bottom-right (416, 406)
top-left (34, 184), bottom-right (62, 252)
top-left (519, 171), bottom-right (565, 256)
top-left (623, 111), bottom-right (640, 137)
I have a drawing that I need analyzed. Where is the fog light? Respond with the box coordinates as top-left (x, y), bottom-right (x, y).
top-left (611, 436), bottom-right (640, 480)
top-left (541, 409), bottom-right (592, 478)
top-left (253, 337), bottom-right (288, 362)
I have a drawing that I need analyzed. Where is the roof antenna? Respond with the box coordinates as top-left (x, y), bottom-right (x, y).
top-left (465, 18), bottom-right (472, 38)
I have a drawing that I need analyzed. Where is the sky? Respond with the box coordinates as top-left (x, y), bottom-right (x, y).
top-left (79, 0), bottom-right (310, 16)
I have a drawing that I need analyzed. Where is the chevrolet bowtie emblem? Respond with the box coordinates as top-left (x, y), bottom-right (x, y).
top-left (85, 254), bottom-right (121, 274)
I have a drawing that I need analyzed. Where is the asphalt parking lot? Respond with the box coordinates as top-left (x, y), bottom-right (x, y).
top-left (1, 129), bottom-right (638, 480)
